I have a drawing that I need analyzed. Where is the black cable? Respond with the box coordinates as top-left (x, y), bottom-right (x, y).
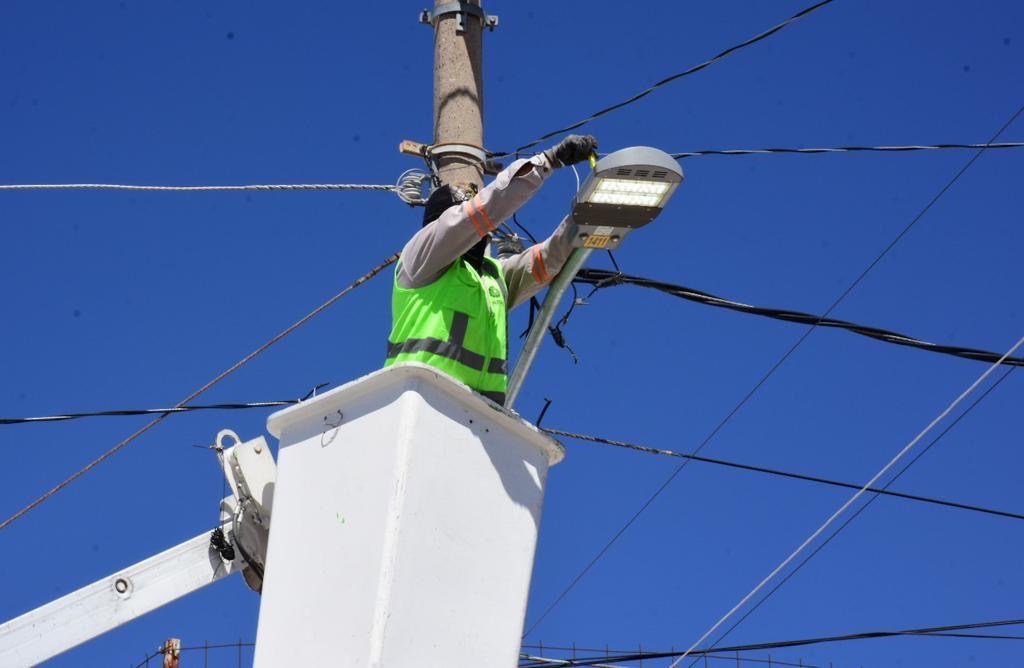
top-left (0, 252), bottom-right (399, 532)
top-left (513, 212), bottom-right (540, 244)
top-left (491, 0), bottom-right (835, 158)
top-left (518, 618), bottom-right (1024, 667)
top-left (17, 268), bottom-right (1018, 428)
top-left (686, 365), bottom-right (1016, 666)
top-left (574, 268), bottom-right (1024, 368)
top-left (546, 281), bottom-right (583, 364)
top-left (606, 251), bottom-right (622, 274)
top-left (521, 102), bottom-right (1024, 639)
top-left (547, 253), bottom-right (625, 363)
top-left (670, 141), bottom-right (1024, 159)
top-left (552, 281), bottom-right (583, 333)
top-left (132, 621), bottom-right (1024, 668)
top-left (543, 428), bottom-right (1024, 523)
top-left (536, 399), bottom-right (554, 428)
top-left (522, 650), bottom-right (821, 668)
top-left (0, 401), bottom-right (298, 426)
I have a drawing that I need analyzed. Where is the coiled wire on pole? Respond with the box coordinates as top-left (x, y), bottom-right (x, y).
top-left (395, 169), bottom-right (430, 206)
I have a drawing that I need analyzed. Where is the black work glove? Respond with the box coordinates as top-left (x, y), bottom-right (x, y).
top-left (543, 134), bottom-right (598, 168)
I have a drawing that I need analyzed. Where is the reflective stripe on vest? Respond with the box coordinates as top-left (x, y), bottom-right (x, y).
top-left (385, 312), bottom-right (486, 371)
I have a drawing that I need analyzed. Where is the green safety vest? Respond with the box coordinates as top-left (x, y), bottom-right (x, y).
top-left (385, 255), bottom-right (509, 405)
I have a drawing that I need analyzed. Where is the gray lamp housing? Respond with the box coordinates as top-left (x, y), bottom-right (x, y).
top-left (570, 146), bottom-right (684, 250)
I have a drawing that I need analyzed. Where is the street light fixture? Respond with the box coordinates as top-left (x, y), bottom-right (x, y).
top-left (506, 146), bottom-right (684, 408)
top-left (569, 146), bottom-right (684, 250)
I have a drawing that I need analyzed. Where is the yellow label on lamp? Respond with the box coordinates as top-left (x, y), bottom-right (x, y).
top-left (583, 235), bottom-right (612, 249)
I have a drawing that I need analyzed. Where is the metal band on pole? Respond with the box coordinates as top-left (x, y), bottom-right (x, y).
top-left (419, 3), bottom-right (498, 32)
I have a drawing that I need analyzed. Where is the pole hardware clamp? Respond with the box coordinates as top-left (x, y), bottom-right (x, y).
top-left (427, 143), bottom-right (504, 176)
top-left (419, 3), bottom-right (499, 33)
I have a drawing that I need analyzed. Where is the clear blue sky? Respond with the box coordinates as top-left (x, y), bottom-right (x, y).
top-left (2, 1), bottom-right (1023, 666)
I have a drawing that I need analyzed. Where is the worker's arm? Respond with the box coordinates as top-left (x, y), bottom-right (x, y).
top-left (499, 215), bottom-right (578, 309)
top-left (397, 154), bottom-right (555, 289)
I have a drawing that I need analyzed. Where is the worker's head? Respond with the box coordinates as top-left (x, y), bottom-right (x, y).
top-left (422, 183), bottom-right (477, 227)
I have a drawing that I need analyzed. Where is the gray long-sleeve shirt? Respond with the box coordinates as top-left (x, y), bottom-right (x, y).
top-left (397, 154), bottom-right (577, 309)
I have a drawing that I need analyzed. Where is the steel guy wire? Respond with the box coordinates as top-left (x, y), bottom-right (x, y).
top-left (492, 0), bottom-right (835, 158)
top-left (0, 182), bottom-right (399, 192)
top-left (4, 140), bottom-right (1016, 200)
top-left (0, 251), bottom-right (399, 532)
top-left (574, 268), bottom-right (1024, 368)
top-left (520, 100), bottom-right (1024, 640)
top-left (520, 619), bottom-right (1024, 668)
top-left (668, 332), bottom-right (1024, 666)
top-left (542, 428), bottom-right (1024, 523)
top-left (685, 364), bottom-right (1017, 666)
top-left (668, 141), bottom-right (1024, 159)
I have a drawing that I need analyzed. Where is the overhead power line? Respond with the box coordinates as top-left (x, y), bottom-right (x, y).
top-left (1, 173), bottom-right (430, 204)
top-left (520, 654), bottom-right (624, 668)
top-left (0, 401), bottom-right (299, 425)
top-left (522, 101), bottom-right (1024, 640)
top-left (523, 649), bottom-right (821, 668)
top-left (670, 333), bottom-right (1024, 666)
top-left (2, 383), bottom-right (334, 427)
top-left (688, 364), bottom-right (1017, 665)
top-left (0, 182), bottom-right (399, 192)
top-left (519, 619), bottom-right (1024, 667)
top-left (543, 428), bottom-right (1024, 522)
top-left (492, 0), bottom-right (835, 157)
top-left (0, 252), bottom-right (399, 532)
top-left (12, 396), bottom-right (1022, 522)
top-left (669, 141), bottom-right (1024, 159)
top-left (574, 268), bottom-right (1024, 368)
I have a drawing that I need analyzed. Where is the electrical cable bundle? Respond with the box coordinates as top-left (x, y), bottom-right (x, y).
top-left (575, 268), bottom-right (1024, 368)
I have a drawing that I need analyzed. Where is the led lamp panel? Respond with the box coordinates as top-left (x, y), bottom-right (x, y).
top-left (586, 178), bottom-right (672, 207)
top-left (588, 192), bottom-right (663, 207)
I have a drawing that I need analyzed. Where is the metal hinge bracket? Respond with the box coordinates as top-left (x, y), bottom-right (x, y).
top-left (215, 429), bottom-right (276, 593)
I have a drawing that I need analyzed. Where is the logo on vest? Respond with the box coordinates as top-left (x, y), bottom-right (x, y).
top-left (488, 285), bottom-right (502, 300)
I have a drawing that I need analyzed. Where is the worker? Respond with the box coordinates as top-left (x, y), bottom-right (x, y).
top-left (385, 135), bottom-right (598, 405)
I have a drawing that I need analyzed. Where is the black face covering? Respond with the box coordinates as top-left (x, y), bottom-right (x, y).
top-left (422, 184), bottom-right (490, 271)
top-left (461, 236), bottom-right (489, 271)
top-left (422, 184), bottom-right (459, 227)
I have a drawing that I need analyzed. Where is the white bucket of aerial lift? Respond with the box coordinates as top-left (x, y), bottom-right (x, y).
top-left (253, 362), bottom-right (564, 668)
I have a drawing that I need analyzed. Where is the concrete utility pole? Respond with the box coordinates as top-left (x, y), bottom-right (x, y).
top-left (431, 0), bottom-right (487, 189)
